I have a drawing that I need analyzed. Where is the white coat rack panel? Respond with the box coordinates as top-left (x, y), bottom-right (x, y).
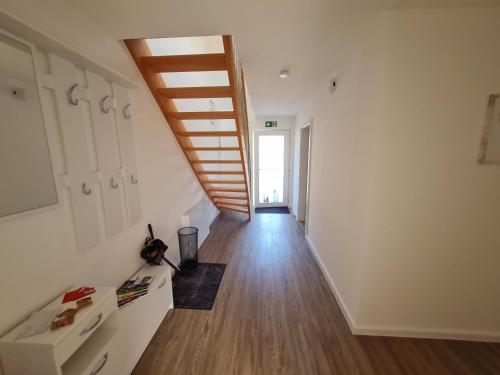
top-left (45, 52), bottom-right (141, 250)
top-left (86, 70), bottom-right (125, 236)
top-left (113, 83), bottom-right (141, 225)
top-left (48, 53), bottom-right (101, 250)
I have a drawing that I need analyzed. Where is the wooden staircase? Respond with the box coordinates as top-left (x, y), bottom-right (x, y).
top-left (125, 36), bottom-right (251, 218)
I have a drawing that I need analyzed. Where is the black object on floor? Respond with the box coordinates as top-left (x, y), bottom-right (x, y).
top-left (255, 207), bottom-right (290, 214)
top-left (172, 263), bottom-right (226, 310)
top-left (178, 226), bottom-right (199, 268)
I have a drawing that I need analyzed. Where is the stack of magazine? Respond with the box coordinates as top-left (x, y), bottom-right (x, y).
top-left (117, 276), bottom-right (155, 308)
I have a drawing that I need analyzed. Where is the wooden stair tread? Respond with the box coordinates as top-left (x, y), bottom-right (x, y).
top-left (212, 195), bottom-right (248, 200)
top-left (185, 147), bottom-right (240, 151)
top-left (156, 86), bottom-right (232, 99)
top-left (207, 188), bottom-right (246, 193)
top-left (216, 201), bottom-right (248, 207)
top-left (168, 111), bottom-right (235, 120)
top-left (141, 54), bottom-right (227, 72)
top-left (203, 180), bottom-right (245, 184)
top-left (125, 36), bottom-right (251, 220)
top-left (198, 171), bottom-right (243, 175)
top-left (191, 160), bottom-right (242, 164)
top-left (176, 131), bottom-right (237, 137)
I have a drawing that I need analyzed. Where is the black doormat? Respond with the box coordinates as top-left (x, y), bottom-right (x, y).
top-left (255, 207), bottom-right (290, 214)
top-left (172, 263), bottom-right (226, 310)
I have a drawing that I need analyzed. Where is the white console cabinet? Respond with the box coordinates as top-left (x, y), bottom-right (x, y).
top-left (0, 287), bottom-right (118, 375)
top-left (106, 264), bottom-right (173, 374)
top-left (0, 266), bottom-right (172, 375)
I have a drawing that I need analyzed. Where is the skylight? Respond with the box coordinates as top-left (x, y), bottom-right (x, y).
top-left (146, 36), bottom-right (224, 56)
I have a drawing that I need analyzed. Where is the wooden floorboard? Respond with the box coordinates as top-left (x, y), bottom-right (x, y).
top-left (132, 212), bottom-right (500, 375)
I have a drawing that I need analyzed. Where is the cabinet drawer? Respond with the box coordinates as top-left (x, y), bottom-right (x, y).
top-left (55, 293), bottom-right (117, 365)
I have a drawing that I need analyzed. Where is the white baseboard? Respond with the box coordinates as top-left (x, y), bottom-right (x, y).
top-left (169, 301), bottom-right (174, 310)
top-left (304, 235), bottom-right (357, 334)
top-left (354, 325), bottom-right (500, 343)
top-left (304, 235), bottom-right (500, 343)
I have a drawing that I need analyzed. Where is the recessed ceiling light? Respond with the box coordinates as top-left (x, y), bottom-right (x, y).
top-left (279, 69), bottom-right (289, 79)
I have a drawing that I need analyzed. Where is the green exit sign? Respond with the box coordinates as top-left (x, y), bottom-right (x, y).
top-left (265, 121), bottom-right (278, 128)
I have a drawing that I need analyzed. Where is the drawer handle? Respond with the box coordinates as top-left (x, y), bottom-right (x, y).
top-left (157, 278), bottom-right (167, 290)
top-left (80, 313), bottom-right (102, 336)
top-left (90, 352), bottom-right (108, 375)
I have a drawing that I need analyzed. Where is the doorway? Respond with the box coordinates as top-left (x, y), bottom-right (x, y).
top-left (297, 122), bottom-right (312, 228)
top-left (254, 130), bottom-right (290, 208)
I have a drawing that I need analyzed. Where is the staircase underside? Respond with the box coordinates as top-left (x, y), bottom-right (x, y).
top-left (125, 36), bottom-right (251, 219)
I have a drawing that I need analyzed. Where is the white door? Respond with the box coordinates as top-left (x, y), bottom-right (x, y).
top-left (254, 130), bottom-right (290, 207)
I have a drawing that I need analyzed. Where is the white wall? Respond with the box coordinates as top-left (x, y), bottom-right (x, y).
top-left (295, 19), bottom-right (385, 322)
top-left (358, 7), bottom-right (500, 339)
top-left (297, 6), bottom-right (500, 340)
top-left (0, 37), bottom-right (209, 354)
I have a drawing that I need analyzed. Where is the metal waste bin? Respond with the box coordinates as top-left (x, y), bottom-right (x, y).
top-left (178, 226), bottom-right (198, 268)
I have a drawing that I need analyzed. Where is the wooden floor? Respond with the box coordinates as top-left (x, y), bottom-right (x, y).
top-left (133, 212), bottom-right (500, 375)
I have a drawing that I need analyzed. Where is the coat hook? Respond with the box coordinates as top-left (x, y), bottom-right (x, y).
top-left (81, 182), bottom-right (92, 195)
top-left (123, 103), bottom-right (131, 119)
top-left (130, 174), bottom-right (138, 184)
top-left (100, 95), bottom-right (113, 114)
top-left (68, 83), bottom-right (79, 105)
top-left (110, 177), bottom-right (118, 189)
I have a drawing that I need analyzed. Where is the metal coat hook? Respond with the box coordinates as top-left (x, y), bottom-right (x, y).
top-left (81, 182), bottom-right (92, 195)
top-left (123, 103), bottom-right (131, 119)
top-left (130, 174), bottom-right (138, 184)
top-left (110, 177), bottom-right (118, 189)
top-left (100, 95), bottom-right (113, 114)
top-left (68, 83), bottom-right (80, 105)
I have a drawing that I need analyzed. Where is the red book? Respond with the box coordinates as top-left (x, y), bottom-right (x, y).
top-left (62, 287), bottom-right (96, 304)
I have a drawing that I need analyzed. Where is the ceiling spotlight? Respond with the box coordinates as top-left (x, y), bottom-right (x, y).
top-left (279, 69), bottom-right (289, 79)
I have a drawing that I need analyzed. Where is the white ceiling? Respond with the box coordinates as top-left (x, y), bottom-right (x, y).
top-left (1, 0), bottom-right (499, 116)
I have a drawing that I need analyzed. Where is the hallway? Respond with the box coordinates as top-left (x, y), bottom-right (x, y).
top-left (133, 213), bottom-right (500, 375)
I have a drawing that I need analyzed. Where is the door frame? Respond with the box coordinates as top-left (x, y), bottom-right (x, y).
top-left (253, 129), bottom-right (291, 208)
top-left (297, 120), bottom-right (312, 233)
